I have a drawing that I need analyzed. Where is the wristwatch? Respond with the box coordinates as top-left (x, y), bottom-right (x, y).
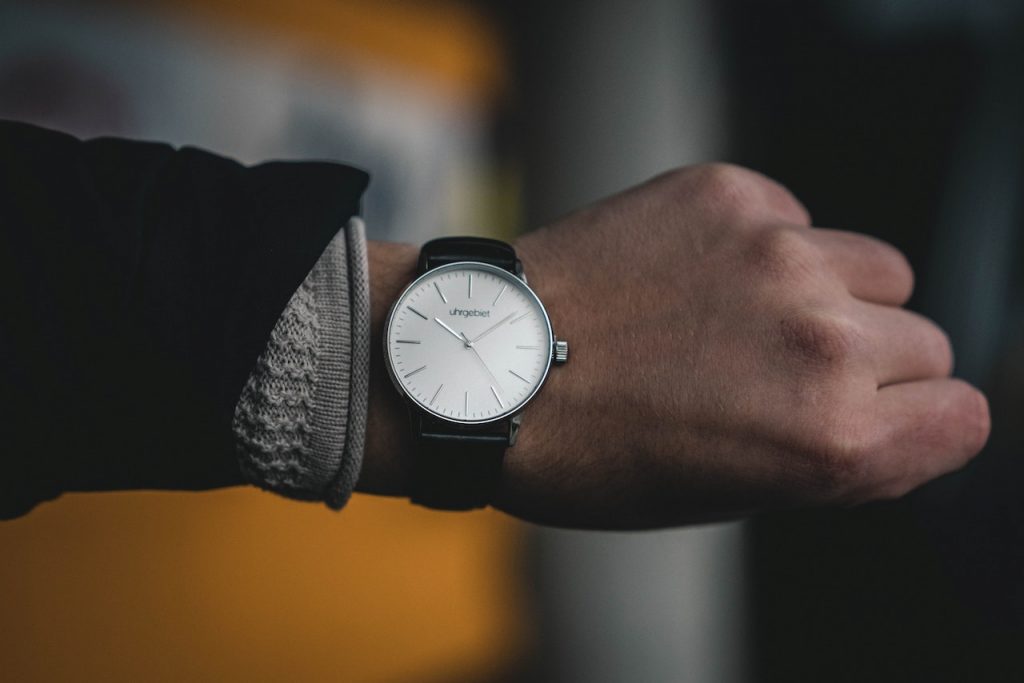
top-left (383, 236), bottom-right (568, 510)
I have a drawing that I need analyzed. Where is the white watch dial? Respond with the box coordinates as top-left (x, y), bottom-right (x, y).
top-left (385, 261), bottom-right (554, 424)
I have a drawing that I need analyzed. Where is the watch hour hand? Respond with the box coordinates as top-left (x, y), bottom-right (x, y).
top-left (434, 317), bottom-right (465, 343)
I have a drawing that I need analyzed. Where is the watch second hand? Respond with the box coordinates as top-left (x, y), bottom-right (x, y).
top-left (461, 332), bottom-right (503, 391)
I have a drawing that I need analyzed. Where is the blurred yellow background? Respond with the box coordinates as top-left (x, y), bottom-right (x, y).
top-left (155, 0), bottom-right (505, 103)
top-left (0, 491), bottom-right (529, 682)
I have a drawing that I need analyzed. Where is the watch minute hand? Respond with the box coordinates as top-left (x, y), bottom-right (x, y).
top-left (467, 311), bottom-right (518, 346)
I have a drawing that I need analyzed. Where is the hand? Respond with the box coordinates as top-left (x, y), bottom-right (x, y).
top-left (361, 164), bottom-right (990, 530)
top-left (503, 164), bottom-right (990, 528)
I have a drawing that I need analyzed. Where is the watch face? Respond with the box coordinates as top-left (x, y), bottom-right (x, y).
top-left (384, 261), bottom-right (554, 425)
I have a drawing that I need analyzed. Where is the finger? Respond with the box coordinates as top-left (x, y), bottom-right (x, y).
top-left (855, 301), bottom-right (954, 386)
top-left (865, 378), bottom-right (990, 499)
top-left (806, 229), bottom-right (914, 305)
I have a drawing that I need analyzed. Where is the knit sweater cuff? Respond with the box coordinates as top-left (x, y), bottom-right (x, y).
top-left (231, 217), bottom-right (370, 509)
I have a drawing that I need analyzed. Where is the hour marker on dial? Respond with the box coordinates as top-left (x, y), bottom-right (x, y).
top-left (433, 282), bottom-right (448, 303)
top-left (490, 385), bottom-right (504, 408)
top-left (409, 306), bottom-right (428, 320)
top-left (404, 365), bottom-right (427, 379)
top-left (509, 369), bottom-right (530, 383)
top-left (492, 284), bottom-right (508, 306)
top-left (396, 339), bottom-right (421, 344)
top-left (430, 384), bottom-right (444, 405)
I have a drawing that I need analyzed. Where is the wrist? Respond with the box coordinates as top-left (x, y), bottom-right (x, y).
top-left (357, 235), bottom-right (571, 511)
top-left (490, 233), bottom-right (575, 514)
top-left (356, 239), bottom-right (418, 496)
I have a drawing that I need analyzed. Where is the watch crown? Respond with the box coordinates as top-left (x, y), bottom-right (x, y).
top-left (553, 339), bottom-right (569, 365)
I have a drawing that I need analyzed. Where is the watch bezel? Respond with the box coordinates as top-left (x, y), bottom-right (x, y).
top-left (383, 260), bottom-right (555, 426)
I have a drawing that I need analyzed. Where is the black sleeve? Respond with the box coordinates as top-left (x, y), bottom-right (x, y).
top-left (0, 120), bottom-right (369, 519)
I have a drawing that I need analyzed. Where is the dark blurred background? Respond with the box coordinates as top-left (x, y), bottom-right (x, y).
top-left (0, 1), bottom-right (1021, 681)
top-left (719, 2), bottom-right (1024, 682)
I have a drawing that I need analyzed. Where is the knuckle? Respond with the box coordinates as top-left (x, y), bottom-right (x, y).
top-left (655, 163), bottom-right (810, 226)
top-left (690, 163), bottom-right (762, 218)
top-left (804, 418), bottom-right (876, 495)
top-left (926, 324), bottom-right (955, 376)
top-left (960, 382), bottom-right (992, 455)
top-left (696, 161), bottom-right (752, 187)
top-left (747, 227), bottom-right (822, 281)
top-left (901, 313), bottom-right (954, 377)
top-left (875, 480), bottom-right (916, 503)
top-left (780, 311), bottom-right (863, 372)
top-left (686, 163), bottom-right (810, 225)
top-left (871, 235), bottom-right (912, 270)
top-left (865, 236), bottom-right (916, 301)
top-left (885, 243), bottom-right (915, 291)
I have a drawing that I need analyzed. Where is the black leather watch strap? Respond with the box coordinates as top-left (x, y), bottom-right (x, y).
top-left (410, 415), bottom-right (509, 510)
top-left (409, 236), bottom-right (518, 510)
top-left (418, 236), bottom-right (520, 275)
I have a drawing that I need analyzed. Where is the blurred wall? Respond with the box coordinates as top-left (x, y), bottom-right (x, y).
top-left (506, 1), bottom-right (747, 682)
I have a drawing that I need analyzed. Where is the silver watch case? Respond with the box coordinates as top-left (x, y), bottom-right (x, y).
top-left (382, 260), bottom-right (556, 430)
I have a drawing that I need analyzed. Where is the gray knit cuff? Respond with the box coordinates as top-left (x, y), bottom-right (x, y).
top-left (232, 217), bottom-right (370, 509)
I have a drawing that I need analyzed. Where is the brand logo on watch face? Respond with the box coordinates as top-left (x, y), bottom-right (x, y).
top-left (450, 307), bottom-right (491, 318)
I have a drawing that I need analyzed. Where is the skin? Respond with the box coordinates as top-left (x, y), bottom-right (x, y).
top-left (359, 164), bottom-right (991, 530)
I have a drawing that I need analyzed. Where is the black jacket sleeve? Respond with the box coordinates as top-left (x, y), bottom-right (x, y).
top-left (0, 120), bottom-right (369, 519)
